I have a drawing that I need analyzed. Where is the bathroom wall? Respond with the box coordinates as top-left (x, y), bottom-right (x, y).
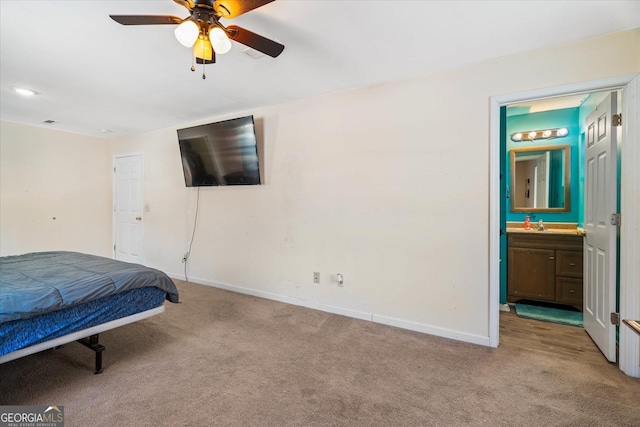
top-left (505, 108), bottom-right (580, 223)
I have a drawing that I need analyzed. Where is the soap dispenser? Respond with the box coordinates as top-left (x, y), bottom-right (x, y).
top-left (524, 216), bottom-right (531, 230)
top-left (537, 219), bottom-right (544, 231)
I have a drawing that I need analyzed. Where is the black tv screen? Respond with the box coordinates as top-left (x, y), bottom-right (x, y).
top-left (178, 115), bottom-right (261, 187)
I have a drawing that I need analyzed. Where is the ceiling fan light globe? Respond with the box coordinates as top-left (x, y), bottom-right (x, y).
top-left (175, 20), bottom-right (199, 47)
top-left (193, 37), bottom-right (213, 61)
top-left (209, 27), bottom-right (232, 54)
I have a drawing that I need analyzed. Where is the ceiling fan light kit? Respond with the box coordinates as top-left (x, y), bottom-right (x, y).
top-left (110, 0), bottom-right (284, 78)
top-left (175, 20), bottom-right (199, 47)
top-left (194, 36), bottom-right (214, 61)
top-left (209, 27), bottom-right (232, 54)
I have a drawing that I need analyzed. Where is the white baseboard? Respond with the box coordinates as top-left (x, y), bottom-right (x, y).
top-left (372, 314), bottom-right (491, 347)
top-left (167, 273), bottom-right (492, 347)
top-left (167, 273), bottom-right (372, 321)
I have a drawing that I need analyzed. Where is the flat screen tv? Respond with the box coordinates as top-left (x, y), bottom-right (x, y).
top-left (178, 115), bottom-right (261, 187)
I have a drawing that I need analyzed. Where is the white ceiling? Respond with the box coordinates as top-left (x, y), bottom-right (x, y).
top-left (1, 1), bottom-right (638, 138)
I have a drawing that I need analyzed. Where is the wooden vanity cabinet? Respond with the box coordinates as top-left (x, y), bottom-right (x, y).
top-left (507, 233), bottom-right (583, 311)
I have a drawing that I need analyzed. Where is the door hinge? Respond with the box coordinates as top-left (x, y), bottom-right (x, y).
top-left (113, 244), bottom-right (116, 251)
top-left (114, 167), bottom-right (116, 173)
top-left (612, 113), bottom-right (622, 127)
top-left (611, 312), bottom-right (620, 326)
top-left (610, 213), bottom-right (621, 226)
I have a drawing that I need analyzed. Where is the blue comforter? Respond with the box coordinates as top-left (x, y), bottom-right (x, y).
top-left (0, 251), bottom-right (179, 324)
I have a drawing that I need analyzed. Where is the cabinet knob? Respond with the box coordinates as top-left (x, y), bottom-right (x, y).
top-left (569, 289), bottom-right (576, 294)
top-left (569, 263), bottom-right (576, 266)
top-left (549, 256), bottom-right (555, 260)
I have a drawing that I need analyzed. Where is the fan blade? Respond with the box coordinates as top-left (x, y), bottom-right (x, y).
top-left (214, 0), bottom-right (274, 18)
top-left (227, 25), bottom-right (284, 58)
top-left (109, 15), bottom-right (183, 25)
top-left (174, 0), bottom-right (195, 11)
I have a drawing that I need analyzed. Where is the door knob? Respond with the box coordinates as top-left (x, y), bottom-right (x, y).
top-left (135, 216), bottom-right (142, 221)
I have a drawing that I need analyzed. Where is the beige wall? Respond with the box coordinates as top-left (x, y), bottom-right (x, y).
top-left (0, 121), bottom-right (111, 257)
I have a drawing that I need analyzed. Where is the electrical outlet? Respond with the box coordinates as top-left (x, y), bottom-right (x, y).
top-left (313, 272), bottom-right (320, 283)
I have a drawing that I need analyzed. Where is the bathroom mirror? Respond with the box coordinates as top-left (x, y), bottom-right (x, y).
top-left (510, 145), bottom-right (571, 212)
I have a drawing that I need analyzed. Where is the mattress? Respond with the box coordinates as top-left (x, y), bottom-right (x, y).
top-left (0, 286), bottom-right (166, 357)
top-left (0, 251), bottom-right (179, 323)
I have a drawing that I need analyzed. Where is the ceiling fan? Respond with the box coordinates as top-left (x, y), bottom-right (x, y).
top-left (110, 0), bottom-right (284, 78)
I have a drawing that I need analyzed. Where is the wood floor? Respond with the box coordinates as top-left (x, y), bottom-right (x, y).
top-left (499, 309), bottom-right (610, 365)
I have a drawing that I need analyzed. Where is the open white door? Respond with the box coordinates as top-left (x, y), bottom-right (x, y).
top-left (113, 154), bottom-right (144, 264)
top-left (583, 92), bottom-right (618, 362)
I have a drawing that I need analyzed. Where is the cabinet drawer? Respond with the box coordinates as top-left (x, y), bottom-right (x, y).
top-left (556, 251), bottom-right (583, 278)
top-left (507, 233), bottom-right (583, 251)
top-left (556, 277), bottom-right (583, 307)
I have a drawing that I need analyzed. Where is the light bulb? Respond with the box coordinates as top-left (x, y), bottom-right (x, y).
top-left (557, 128), bottom-right (569, 136)
top-left (193, 36), bottom-right (213, 61)
top-left (543, 130), bottom-right (552, 138)
top-left (13, 87), bottom-right (36, 96)
top-left (513, 133), bottom-right (523, 141)
top-left (175, 20), bottom-right (199, 47)
top-left (528, 131), bottom-right (537, 140)
top-left (209, 27), bottom-right (231, 54)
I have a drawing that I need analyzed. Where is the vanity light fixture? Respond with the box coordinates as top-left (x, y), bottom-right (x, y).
top-left (511, 127), bottom-right (569, 142)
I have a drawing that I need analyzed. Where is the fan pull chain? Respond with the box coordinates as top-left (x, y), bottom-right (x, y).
top-left (191, 54), bottom-right (195, 72)
top-left (200, 40), bottom-right (206, 79)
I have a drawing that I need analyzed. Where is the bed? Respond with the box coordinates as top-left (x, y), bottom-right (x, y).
top-left (0, 251), bottom-right (179, 373)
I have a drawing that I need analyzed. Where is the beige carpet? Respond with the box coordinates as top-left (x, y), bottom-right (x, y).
top-left (1, 280), bottom-right (639, 426)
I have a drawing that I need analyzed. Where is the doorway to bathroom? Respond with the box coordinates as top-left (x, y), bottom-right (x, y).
top-left (501, 90), bottom-right (616, 358)
top-left (489, 74), bottom-right (640, 377)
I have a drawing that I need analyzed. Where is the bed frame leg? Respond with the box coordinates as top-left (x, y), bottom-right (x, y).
top-left (77, 334), bottom-right (105, 374)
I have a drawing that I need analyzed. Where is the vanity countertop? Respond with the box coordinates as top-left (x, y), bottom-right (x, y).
top-left (506, 222), bottom-right (584, 236)
top-left (506, 227), bottom-right (583, 236)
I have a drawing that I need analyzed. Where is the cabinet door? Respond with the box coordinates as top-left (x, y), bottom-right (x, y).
top-left (508, 247), bottom-right (555, 301)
